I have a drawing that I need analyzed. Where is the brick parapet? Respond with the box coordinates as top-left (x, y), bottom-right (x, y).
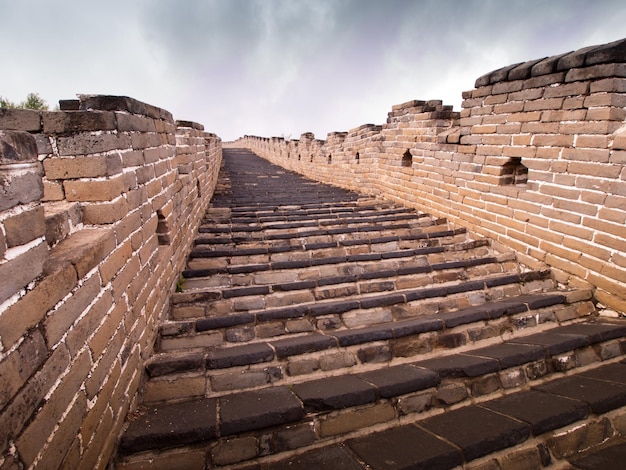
top-left (230, 37), bottom-right (626, 314)
top-left (0, 95), bottom-right (222, 468)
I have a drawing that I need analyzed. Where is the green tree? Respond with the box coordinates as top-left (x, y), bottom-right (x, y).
top-left (1, 92), bottom-right (49, 110)
top-left (20, 92), bottom-right (48, 110)
top-left (0, 96), bottom-right (17, 108)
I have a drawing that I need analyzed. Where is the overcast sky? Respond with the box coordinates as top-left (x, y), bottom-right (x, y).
top-left (1, 1), bottom-right (625, 141)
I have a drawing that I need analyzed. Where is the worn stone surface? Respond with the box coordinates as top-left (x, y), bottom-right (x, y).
top-left (260, 445), bottom-right (363, 470)
top-left (270, 333), bottom-right (337, 358)
top-left (349, 424), bottom-right (462, 470)
top-left (119, 398), bottom-right (217, 454)
top-left (207, 342), bottom-right (274, 369)
top-left (421, 405), bottom-right (531, 461)
top-left (470, 342), bottom-right (546, 368)
top-left (356, 364), bottom-right (440, 398)
top-left (568, 439), bottom-right (626, 470)
top-left (219, 387), bottom-right (304, 436)
top-left (414, 353), bottom-right (500, 378)
top-left (482, 390), bottom-right (588, 435)
top-left (292, 375), bottom-right (377, 411)
top-left (534, 375), bottom-right (626, 414)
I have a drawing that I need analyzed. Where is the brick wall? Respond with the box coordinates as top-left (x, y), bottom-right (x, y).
top-left (229, 37), bottom-right (626, 315)
top-left (0, 95), bottom-right (222, 468)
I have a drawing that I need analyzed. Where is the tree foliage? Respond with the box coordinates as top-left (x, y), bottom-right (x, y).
top-left (0, 96), bottom-right (17, 108)
top-left (0, 92), bottom-right (49, 110)
top-left (21, 92), bottom-right (49, 110)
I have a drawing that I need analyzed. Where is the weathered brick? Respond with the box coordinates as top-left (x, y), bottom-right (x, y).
top-left (318, 402), bottom-right (395, 437)
top-left (142, 375), bottom-right (206, 403)
top-left (547, 418), bottom-right (614, 459)
top-left (89, 296), bottom-right (127, 359)
top-left (111, 254), bottom-right (141, 301)
top-left (499, 446), bottom-right (544, 470)
top-left (211, 436), bottom-right (258, 466)
top-left (44, 273), bottom-right (101, 347)
top-left (115, 113), bottom-right (157, 133)
top-left (0, 343), bottom-right (71, 454)
top-left (543, 81), bottom-right (589, 98)
top-left (81, 197), bottom-right (130, 224)
top-left (524, 97), bottom-right (564, 111)
top-left (42, 111), bottom-right (117, 133)
top-left (532, 134), bottom-right (574, 147)
top-left (44, 153), bottom-right (123, 179)
top-left (57, 132), bottom-right (131, 156)
top-left (3, 206), bottom-right (45, 248)
top-left (0, 241), bottom-right (48, 307)
top-left (65, 289), bottom-right (114, 357)
top-left (64, 173), bottom-right (128, 202)
top-left (77, 406), bottom-right (114, 470)
top-left (0, 329), bottom-right (47, 410)
top-left (34, 392), bottom-right (87, 470)
top-left (0, 167), bottom-right (44, 212)
top-left (0, 108), bottom-right (41, 132)
top-left (43, 180), bottom-right (65, 201)
top-left (80, 361), bottom-right (119, 446)
top-left (99, 240), bottom-right (132, 284)
top-left (15, 350), bottom-right (90, 466)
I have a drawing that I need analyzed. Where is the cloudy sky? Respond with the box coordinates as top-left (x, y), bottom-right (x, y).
top-left (1, 0), bottom-right (625, 141)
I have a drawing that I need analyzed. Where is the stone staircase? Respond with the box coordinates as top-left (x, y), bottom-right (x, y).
top-left (114, 149), bottom-right (626, 469)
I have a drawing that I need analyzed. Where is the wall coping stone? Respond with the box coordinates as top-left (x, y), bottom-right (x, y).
top-left (476, 37), bottom-right (626, 86)
top-left (77, 94), bottom-right (174, 122)
top-left (176, 120), bottom-right (204, 131)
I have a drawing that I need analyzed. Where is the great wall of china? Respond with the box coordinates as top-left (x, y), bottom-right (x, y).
top-left (1, 38), bottom-right (625, 468)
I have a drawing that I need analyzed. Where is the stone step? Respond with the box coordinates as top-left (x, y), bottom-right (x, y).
top-left (181, 241), bottom-right (502, 295)
top-left (189, 222), bottom-right (463, 263)
top-left (196, 215), bottom-right (444, 242)
top-left (214, 197), bottom-right (388, 213)
top-left (209, 204), bottom-right (417, 225)
top-left (192, 219), bottom-right (462, 251)
top-left (144, 291), bottom-right (594, 402)
top-left (170, 257), bottom-right (539, 323)
top-left (186, 237), bottom-right (486, 280)
top-left (204, 209), bottom-right (427, 231)
top-left (117, 319), bottom-right (626, 469)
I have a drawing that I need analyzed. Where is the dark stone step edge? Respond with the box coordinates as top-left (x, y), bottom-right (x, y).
top-left (205, 213), bottom-right (428, 232)
top-left (223, 207), bottom-right (420, 224)
top-left (130, 325), bottom-right (626, 457)
top-left (196, 220), bottom-right (450, 239)
top-left (153, 290), bottom-right (565, 377)
top-left (194, 228), bottom-right (460, 256)
top-left (188, 255), bottom-right (501, 299)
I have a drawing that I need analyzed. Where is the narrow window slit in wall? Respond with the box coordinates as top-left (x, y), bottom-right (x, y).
top-left (327, 154), bottom-right (332, 164)
top-left (355, 152), bottom-right (360, 164)
top-left (156, 209), bottom-right (171, 245)
top-left (298, 154), bottom-right (301, 161)
top-left (501, 157), bottom-right (528, 186)
top-left (402, 149), bottom-right (412, 168)
top-left (310, 154), bottom-right (314, 162)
